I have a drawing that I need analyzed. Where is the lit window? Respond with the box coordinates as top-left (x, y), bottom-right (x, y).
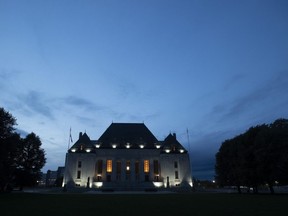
top-left (106, 160), bottom-right (112, 173)
top-left (126, 161), bottom-right (130, 172)
top-left (144, 160), bottom-right (149, 173)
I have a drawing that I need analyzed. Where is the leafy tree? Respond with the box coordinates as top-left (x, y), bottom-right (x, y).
top-left (14, 133), bottom-right (46, 188)
top-left (1, 107), bottom-right (47, 191)
top-left (0, 108), bottom-right (19, 192)
top-left (215, 135), bottom-right (245, 193)
top-left (215, 119), bottom-right (288, 194)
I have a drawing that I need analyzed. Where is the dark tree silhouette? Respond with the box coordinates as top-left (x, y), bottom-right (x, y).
top-left (215, 118), bottom-right (288, 194)
top-left (14, 133), bottom-right (46, 189)
top-left (0, 108), bottom-right (19, 192)
top-left (0, 107), bottom-right (47, 191)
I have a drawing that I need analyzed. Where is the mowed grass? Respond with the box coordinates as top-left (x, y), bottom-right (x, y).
top-left (1, 192), bottom-right (288, 216)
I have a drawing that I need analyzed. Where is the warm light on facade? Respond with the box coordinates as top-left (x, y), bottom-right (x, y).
top-left (144, 160), bottom-right (149, 173)
top-left (86, 149), bottom-right (91, 153)
top-left (139, 145), bottom-right (144, 148)
top-left (112, 144), bottom-right (117, 148)
top-left (95, 144), bottom-right (100, 148)
top-left (179, 149), bottom-right (184, 153)
top-left (106, 160), bottom-right (112, 172)
top-left (155, 145), bottom-right (161, 149)
top-left (165, 149), bottom-right (170, 153)
top-left (71, 148), bottom-right (76, 152)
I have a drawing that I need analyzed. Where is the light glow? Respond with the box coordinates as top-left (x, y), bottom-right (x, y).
top-left (94, 182), bottom-right (103, 188)
top-left (144, 160), bottom-right (149, 173)
top-left (139, 145), bottom-right (144, 148)
top-left (155, 145), bottom-right (161, 149)
top-left (165, 149), bottom-right (170, 153)
top-left (106, 160), bottom-right (112, 172)
top-left (153, 182), bottom-right (163, 187)
top-left (71, 148), bottom-right (76, 152)
top-left (86, 149), bottom-right (91, 152)
top-left (179, 149), bottom-right (184, 153)
top-left (95, 144), bottom-right (100, 148)
top-left (112, 144), bottom-right (117, 148)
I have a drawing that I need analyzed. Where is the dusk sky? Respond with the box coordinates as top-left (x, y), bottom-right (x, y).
top-left (1, 0), bottom-right (288, 180)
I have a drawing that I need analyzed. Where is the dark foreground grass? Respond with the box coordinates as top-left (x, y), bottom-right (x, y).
top-left (1, 192), bottom-right (288, 216)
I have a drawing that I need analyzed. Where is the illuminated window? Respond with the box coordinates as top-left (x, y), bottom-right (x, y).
top-left (144, 160), bottom-right (149, 173)
top-left (126, 161), bottom-right (130, 172)
top-left (106, 160), bottom-right (112, 173)
top-left (125, 160), bottom-right (131, 180)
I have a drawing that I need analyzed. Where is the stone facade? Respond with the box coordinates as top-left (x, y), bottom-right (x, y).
top-left (63, 123), bottom-right (193, 190)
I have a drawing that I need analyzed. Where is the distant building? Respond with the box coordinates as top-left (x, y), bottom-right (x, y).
top-left (63, 123), bottom-right (193, 190)
top-left (46, 166), bottom-right (65, 187)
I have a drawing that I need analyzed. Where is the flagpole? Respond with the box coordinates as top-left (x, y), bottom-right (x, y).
top-left (68, 127), bottom-right (72, 150)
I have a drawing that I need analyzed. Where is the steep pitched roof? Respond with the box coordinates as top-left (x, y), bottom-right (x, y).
top-left (162, 133), bottom-right (188, 153)
top-left (98, 123), bottom-right (158, 148)
top-left (69, 132), bottom-right (95, 152)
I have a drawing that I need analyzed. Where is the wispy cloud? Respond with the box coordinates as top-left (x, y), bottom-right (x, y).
top-left (210, 70), bottom-right (288, 124)
top-left (17, 91), bottom-right (54, 120)
top-left (60, 96), bottom-right (106, 111)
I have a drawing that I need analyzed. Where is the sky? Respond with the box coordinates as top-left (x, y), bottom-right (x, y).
top-left (1, 0), bottom-right (288, 180)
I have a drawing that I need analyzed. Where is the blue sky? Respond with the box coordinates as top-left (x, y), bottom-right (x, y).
top-left (1, 0), bottom-right (288, 180)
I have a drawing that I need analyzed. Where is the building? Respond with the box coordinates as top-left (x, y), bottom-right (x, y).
top-left (45, 166), bottom-right (65, 187)
top-left (63, 123), bottom-right (193, 190)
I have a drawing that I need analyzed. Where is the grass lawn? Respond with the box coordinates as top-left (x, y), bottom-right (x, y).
top-left (1, 191), bottom-right (288, 216)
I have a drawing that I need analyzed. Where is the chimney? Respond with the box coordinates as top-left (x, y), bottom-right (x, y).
top-left (79, 132), bottom-right (83, 139)
top-left (173, 133), bottom-right (176, 139)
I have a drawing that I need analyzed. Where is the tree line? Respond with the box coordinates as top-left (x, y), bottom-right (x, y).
top-left (0, 107), bottom-right (46, 192)
top-left (215, 118), bottom-right (288, 194)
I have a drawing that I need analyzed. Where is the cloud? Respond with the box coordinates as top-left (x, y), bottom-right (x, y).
top-left (16, 90), bottom-right (54, 120)
top-left (210, 70), bottom-right (288, 125)
top-left (61, 96), bottom-right (106, 111)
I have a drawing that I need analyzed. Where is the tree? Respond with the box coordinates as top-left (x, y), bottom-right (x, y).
top-left (14, 133), bottom-right (46, 188)
top-left (215, 119), bottom-right (288, 194)
top-left (0, 107), bottom-right (19, 192)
